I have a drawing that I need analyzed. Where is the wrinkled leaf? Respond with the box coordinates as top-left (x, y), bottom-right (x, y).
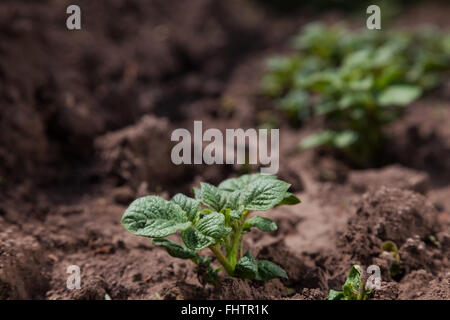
top-left (235, 252), bottom-right (258, 280)
top-left (196, 212), bottom-right (232, 240)
top-left (171, 193), bottom-right (200, 222)
top-left (193, 187), bottom-right (201, 201)
top-left (122, 196), bottom-right (191, 238)
top-left (255, 260), bottom-right (288, 281)
top-left (243, 216), bottom-right (277, 232)
top-left (277, 192), bottom-right (301, 206)
top-left (218, 174), bottom-right (275, 193)
top-left (225, 190), bottom-right (244, 218)
top-left (182, 227), bottom-right (215, 251)
top-left (182, 212), bottom-right (231, 251)
top-left (328, 265), bottom-right (370, 300)
top-left (240, 178), bottom-right (291, 211)
top-left (200, 183), bottom-right (229, 212)
top-left (328, 289), bottom-right (345, 300)
top-left (342, 265), bottom-right (362, 299)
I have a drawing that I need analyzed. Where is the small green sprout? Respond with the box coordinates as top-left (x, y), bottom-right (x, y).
top-left (381, 240), bottom-right (401, 277)
top-left (121, 173), bottom-right (300, 284)
top-left (381, 240), bottom-right (400, 263)
top-left (329, 265), bottom-right (371, 300)
top-left (428, 235), bottom-right (441, 248)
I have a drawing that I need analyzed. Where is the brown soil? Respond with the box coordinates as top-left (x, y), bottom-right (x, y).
top-left (0, 0), bottom-right (449, 300)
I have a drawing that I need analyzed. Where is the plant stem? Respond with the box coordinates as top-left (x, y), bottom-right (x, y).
top-left (357, 270), bottom-right (368, 300)
top-left (228, 211), bottom-right (249, 267)
top-left (209, 245), bottom-right (234, 276)
top-left (228, 224), bottom-right (243, 268)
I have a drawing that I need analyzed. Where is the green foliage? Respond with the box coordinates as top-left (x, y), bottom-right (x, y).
top-left (243, 216), bottom-right (277, 232)
top-left (263, 23), bottom-right (450, 166)
top-left (328, 265), bottom-right (371, 300)
top-left (234, 252), bottom-right (288, 281)
top-left (121, 173), bottom-right (300, 284)
top-left (195, 256), bottom-right (220, 286)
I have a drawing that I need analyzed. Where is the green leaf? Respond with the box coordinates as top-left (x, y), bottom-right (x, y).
top-left (218, 174), bottom-right (276, 193)
top-left (255, 260), bottom-right (288, 281)
top-left (224, 190), bottom-right (244, 215)
top-left (218, 174), bottom-right (295, 211)
top-left (299, 131), bottom-right (336, 149)
top-left (240, 178), bottom-right (291, 211)
top-left (243, 216), bottom-right (277, 232)
top-left (152, 238), bottom-right (197, 259)
top-left (333, 131), bottom-right (358, 148)
top-left (277, 192), bottom-right (301, 206)
top-left (171, 193), bottom-right (200, 222)
top-left (235, 252), bottom-right (258, 280)
top-left (200, 183), bottom-right (228, 211)
top-left (196, 212), bottom-right (232, 240)
top-left (338, 92), bottom-right (373, 109)
top-left (277, 90), bottom-right (310, 122)
top-left (229, 209), bottom-right (243, 219)
top-left (342, 48), bottom-right (372, 69)
top-left (378, 85), bottom-right (422, 106)
top-left (121, 196), bottom-right (191, 238)
top-left (328, 289), bottom-right (345, 300)
top-left (342, 265), bottom-right (363, 299)
top-left (328, 265), bottom-right (371, 300)
top-left (181, 212), bottom-right (231, 251)
top-left (182, 227), bottom-right (215, 251)
top-left (193, 187), bottom-right (201, 201)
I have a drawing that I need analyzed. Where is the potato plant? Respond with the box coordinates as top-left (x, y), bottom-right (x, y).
top-left (121, 173), bottom-right (300, 284)
top-left (329, 265), bottom-right (371, 300)
top-left (263, 23), bottom-right (450, 166)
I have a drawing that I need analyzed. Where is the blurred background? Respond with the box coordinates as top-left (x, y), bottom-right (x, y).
top-left (0, 0), bottom-right (449, 300)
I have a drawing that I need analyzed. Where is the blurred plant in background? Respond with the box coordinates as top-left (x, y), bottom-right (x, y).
top-left (262, 23), bottom-right (450, 166)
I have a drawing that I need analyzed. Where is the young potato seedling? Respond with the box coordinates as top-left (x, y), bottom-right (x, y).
top-left (381, 240), bottom-right (401, 278)
top-left (121, 173), bottom-right (300, 284)
top-left (329, 265), bottom-right (371, 300)
top-left (263, 23), bottom-right (450, 166)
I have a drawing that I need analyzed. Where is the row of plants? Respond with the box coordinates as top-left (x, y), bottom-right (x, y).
top-left (262, 23), bottom-right (450, 166)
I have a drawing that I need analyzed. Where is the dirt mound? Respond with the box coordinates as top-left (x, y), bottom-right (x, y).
top-left (388, 99), bottom-right (450, 182)
top-left (257, 241), bottom-right (327, 291)
top-left (95, 115), bottom-right (190, 193)
top-left (0, 226), bottom-right (50, 299)
top-left (349, 165), bottom-right (430, 194)
top-left (211, 277), bottom-right (288, 300)
top-left (372, 271), bottom-right (450, 300)
top-left (398, 270), bottom-right (450, 300)
top-left (341, 187), bottom-right (439, 264)
top-left (161, 282), bottom-right (210, 300)
top-left (0, 0), bottom-right (285, 187)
